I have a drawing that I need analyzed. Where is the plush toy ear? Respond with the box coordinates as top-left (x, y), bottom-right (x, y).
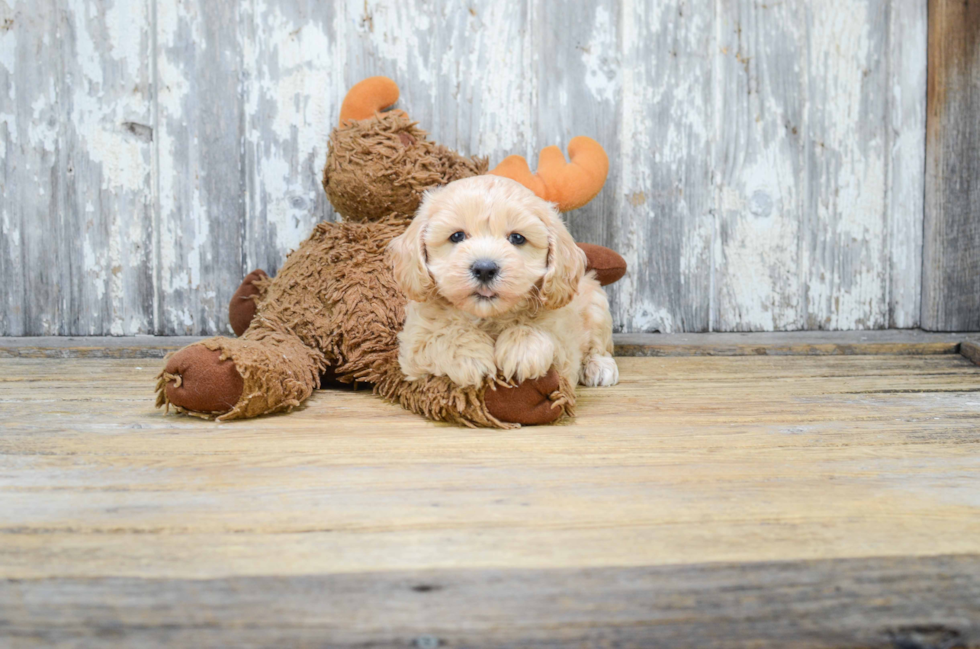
top-left (539, 206), bottom-right (587, 310)
top-left (490, 136), bottom-right (609, 212)
top-left (388, 200), bottom-right (435, 302)
top-left (339, 77), bottom-right (405, 125)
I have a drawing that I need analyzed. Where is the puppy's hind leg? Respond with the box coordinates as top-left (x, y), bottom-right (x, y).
top-left (580, 283), bottom-right (618, 387)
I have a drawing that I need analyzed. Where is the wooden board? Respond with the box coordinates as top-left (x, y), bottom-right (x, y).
top-left (2, 331), bottom-right (978, 359)
top-left (923, 0), bottom-right (980, 332)
top-left (0, 0), bottom-right (155, 336)
top-left (0, 1), bottom-right (928, 335)
top-left (2, 354), bottom-right (980, 644)
top-left (2, 557), bottom-right (978, 648)
top-left (962, 341), bottom-right (980, 367)
top-left (713, 1), bottom-right (926, 332)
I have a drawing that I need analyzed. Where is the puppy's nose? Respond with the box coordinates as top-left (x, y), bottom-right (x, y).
top-left (470, 259), bottom-right (499, 284)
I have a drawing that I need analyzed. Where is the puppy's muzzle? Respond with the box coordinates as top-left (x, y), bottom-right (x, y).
top-left (470, 259), bottom-right (499, 284)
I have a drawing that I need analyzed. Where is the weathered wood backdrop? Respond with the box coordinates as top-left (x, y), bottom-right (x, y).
top-left (0, 1), bottom-right (931, 335)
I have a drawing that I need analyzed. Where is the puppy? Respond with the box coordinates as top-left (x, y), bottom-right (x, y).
top-left (388, 174), bottom-right (618, 392)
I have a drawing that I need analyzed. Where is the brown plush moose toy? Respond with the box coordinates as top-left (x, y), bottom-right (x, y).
top-left (156, 77), bottom-right (626, 427)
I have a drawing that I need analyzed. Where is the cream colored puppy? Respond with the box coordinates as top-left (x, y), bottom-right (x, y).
top-left (388, 175), bottom-right (618, 391)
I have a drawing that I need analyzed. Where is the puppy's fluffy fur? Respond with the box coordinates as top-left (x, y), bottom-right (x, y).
top-left (389, 175), bottom-right (618, 391)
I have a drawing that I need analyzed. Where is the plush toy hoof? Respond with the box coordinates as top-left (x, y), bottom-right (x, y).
top-left (577, 243), bottom-right (627, 286)
top-left (163, 346), bottom-right (244, 414)
top-left (485, 369), bottom-right (564, 425)
top-left (229, 269), bottom-right (268, 337)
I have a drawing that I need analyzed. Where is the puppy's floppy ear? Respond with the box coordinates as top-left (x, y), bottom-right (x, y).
top-left (539, 205), bottom-right (586, 310)
top-left (388, 192), bottom-right (436, 302)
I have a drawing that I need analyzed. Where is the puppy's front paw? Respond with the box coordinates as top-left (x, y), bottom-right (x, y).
top-left (443, 352), bottom-right (497, 387)
top-left (581, 353), bottom-right (619, 387)
top-left (494, 327), bottom-right (556, 383)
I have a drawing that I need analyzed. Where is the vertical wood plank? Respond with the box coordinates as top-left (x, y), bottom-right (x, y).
top-left (64, 0), bottom-right (155, 335)
top-left (0, 0), bottom-right (153, 336)
top-left (0, 1), bottom-right (55, 336)
top-left (886, 0), bottom-right (926, 329)
top-left (155, 0), bottom-right (245, 335)
top-left (802, 1), bottom-right (890, 330)
top-left (713, 0), bottom-right (807, 331)
top-left (712, 0), bottom-right (922, 332)
top-left (240, 0), bottom-right (344, 276)
top-left (923, 0), bottom-right (980, 331)
top-left (592, 0), bottom-right (714, 332)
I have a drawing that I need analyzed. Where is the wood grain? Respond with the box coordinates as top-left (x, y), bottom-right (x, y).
top-left (3, 354), bottom-right (980, 578)
top-left (2, 353), bottom-right (980, 643)
top-left (923, 0), bottom-right (980, 332)
top-left (2, 556), bottom-right (978, 648)
top-left (0, 0), bottom-right (155, 336)
top-left (962, 341), bottom-right (980, 367)
top-left (596, 0), bottom-right (715, 333)
top-left (614, 330), bottom-right (975, 357)
top-left (0, 1), bottom-right (930, 335)
top-left (154, 0), bottom-right (247, 336)
top-left (240, 0), bottom-right (343, 277)
top-left (714, 0), bottom-right (807, 332)
top-left (888, 0), bottom-right (928, 329)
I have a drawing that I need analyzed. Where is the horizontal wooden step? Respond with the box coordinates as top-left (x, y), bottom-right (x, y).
top-left (1, 330), bottom-right (979, 360)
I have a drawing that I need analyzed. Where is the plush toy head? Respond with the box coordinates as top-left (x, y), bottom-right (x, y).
top-left (322, 77), bottom-right (488, 223)
top-left (322, 76), bottom-right (610, 222)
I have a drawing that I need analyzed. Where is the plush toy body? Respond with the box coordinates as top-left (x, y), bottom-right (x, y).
top-left (156, 78), bottom-right (625, 427)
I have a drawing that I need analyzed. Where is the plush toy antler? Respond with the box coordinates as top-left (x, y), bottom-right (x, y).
top-left (490, 136), bottom-right (609, 212)
top-left (339, 76), bottom-right (403, 125)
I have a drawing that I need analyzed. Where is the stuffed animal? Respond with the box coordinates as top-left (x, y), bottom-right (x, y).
top-left (156, 77), bottom-right (626, 427)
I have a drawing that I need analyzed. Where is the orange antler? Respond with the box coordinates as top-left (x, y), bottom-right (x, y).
top-left (339, 77), bottom-right (402, 125)
top-left (489, 136), bottom-right (609, 211)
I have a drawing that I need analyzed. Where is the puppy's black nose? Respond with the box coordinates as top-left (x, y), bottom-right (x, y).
top-left (470, 259), bottom-right (499, 284)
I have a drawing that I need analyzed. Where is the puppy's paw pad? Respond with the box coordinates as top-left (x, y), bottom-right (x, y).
top-left (582, 354), bottom-right (618, 387)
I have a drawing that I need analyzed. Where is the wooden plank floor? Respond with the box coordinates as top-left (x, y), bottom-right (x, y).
top-left (2, 354), bottom-right (980, 647)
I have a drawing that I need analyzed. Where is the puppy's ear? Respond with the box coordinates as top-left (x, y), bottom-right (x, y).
top-left (540, 206), bottom-right (586, 310)
top-left (388, 193), bottom-right (436, 302)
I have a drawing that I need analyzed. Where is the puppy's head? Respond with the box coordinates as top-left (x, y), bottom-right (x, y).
top-left (388, 175), bottom-right (585, 317)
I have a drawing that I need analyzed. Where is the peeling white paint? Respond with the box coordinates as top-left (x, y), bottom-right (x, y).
top-left (104, 0), bottom-right (143, 63)
top-left (0, 22), bottom-right (16, 75)
top-left (805, 2), bottom-right (888, 330)
top-left (0, 0), bottom-right (930, 335)
top-left (357, 2), bottom-right (434, 88)
top-left (612, 0), bottom-right (651, 331)
top-left (453, 0), bottom-right (532, 156)
top-left (242, 0), bottom-right (338, 257)
top-left (886, 1), bottom-right (926, 328)
top-left (28, 93), bottom-right (58, 152)
top-left (633, 304), bottom-right (675, 334)
top-left (582, 6), bottom-right (621, 103)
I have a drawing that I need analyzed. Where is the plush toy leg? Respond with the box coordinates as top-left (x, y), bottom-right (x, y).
top-left (158, 345), bottom-right (244, 414)
top-left (484, 369), bottom-right (570, 425)
top-left (156, 331), bottom-right (324, 420)
top-left (370, 361), bottom-right (575, 429)
top-left (576, 243), bottom-right (627, 286)
top-left (228, 269), bottom-right (269, 337)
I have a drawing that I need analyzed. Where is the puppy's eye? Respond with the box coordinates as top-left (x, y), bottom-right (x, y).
top-left (449, 231), bottom-right (466, 243)
top-left (508, 233), bottom-right (526, 246)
